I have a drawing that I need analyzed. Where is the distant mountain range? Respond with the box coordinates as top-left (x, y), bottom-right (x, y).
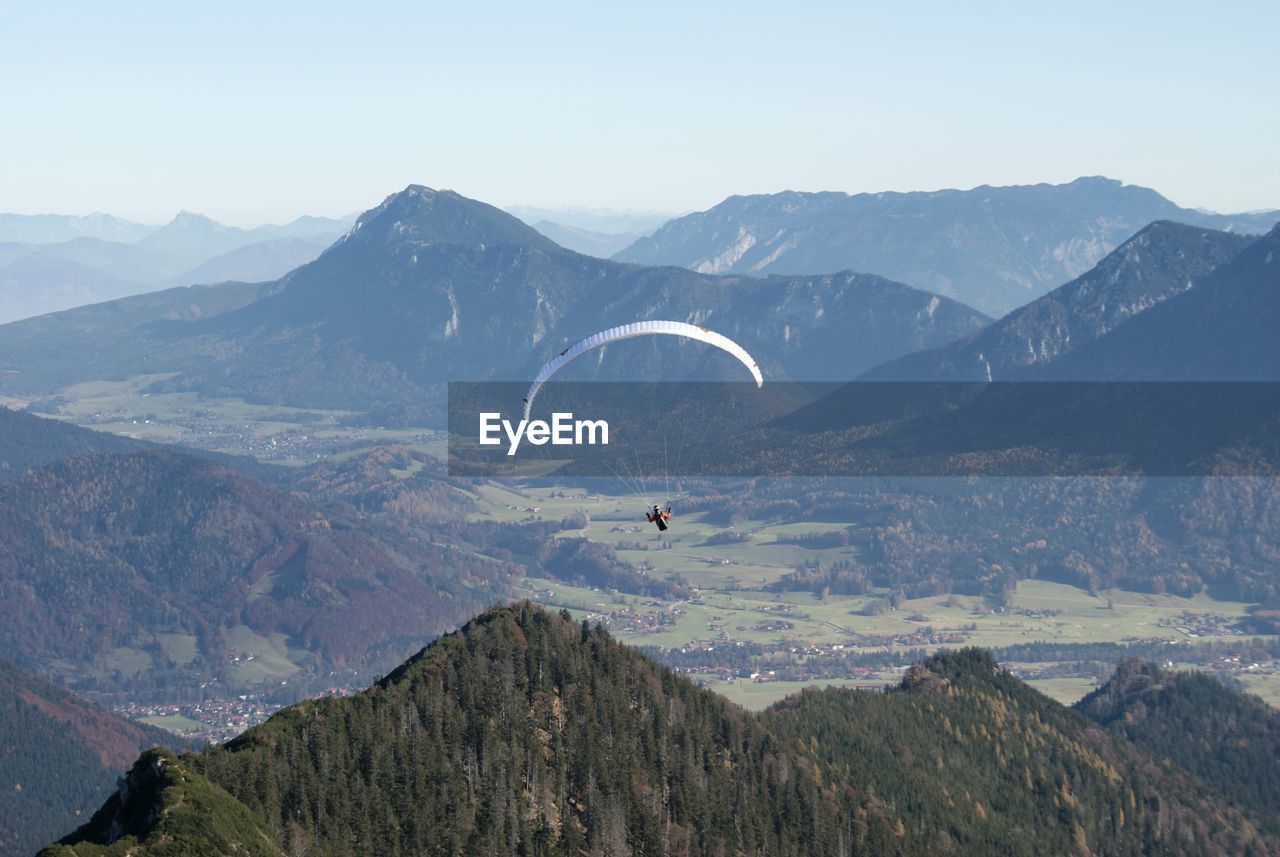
top-left (0, 211), bottom-right (354, 323)
top-left (0, 210), bottom-right (355, 251)
top-left (614, 176), bottom-right (1280, 315)
top-left (169, 236), bottom-right (336, 286)
top-left (689, 216), bottom-right (1280, 478)
top-left (39, 606), bottom-right (1279, 856)
top-left (0, 212), bottom-right (157, 245)
top-left (0, 185), bottom-right (990, 422)
top-left (9, 181), bottom-right (1276, 432)
top-left (506, 204), bottom-right (674, 236)
top-left (0, 657), bottom-right (176, 857)
top-left (529, 220), bottom-right (640, 257)
top-left (1039, 222), bottom-right (1280, 380)
top-left (508, 204), bottom-right (674, 258)
top-left (864, 221), bottom-right (1257, 380)
top-left (865, 220), bottom-right (1280, 381)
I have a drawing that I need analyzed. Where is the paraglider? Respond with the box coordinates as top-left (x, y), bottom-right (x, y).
top-left (522, 319), bottom-right (763, 531)
top-left (647, 503), bottom-right (672, 531)
top-left (522, 320), bottom-right (763, 421)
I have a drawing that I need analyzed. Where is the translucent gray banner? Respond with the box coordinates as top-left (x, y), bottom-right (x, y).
top-left (447, 382), bottom-right (1280, 477)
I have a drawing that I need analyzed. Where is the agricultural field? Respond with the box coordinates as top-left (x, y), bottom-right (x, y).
top-left (97, 646), bottom-right (154, 679)
top-left (223, 625), bottom-right (304, 685)
top-left (1234, 673), bottom-right (1280, 707)
top-left (155, 633), bottom-right (199, 667)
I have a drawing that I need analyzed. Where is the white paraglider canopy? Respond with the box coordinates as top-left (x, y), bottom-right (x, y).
top-left (523, 320), bottom-right (763, 420)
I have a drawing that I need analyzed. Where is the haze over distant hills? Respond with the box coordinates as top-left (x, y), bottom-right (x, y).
top-left (0, 210), bottom-right (354, 323)
top-left (0, 210), bottom-right (355, 251)
top-left (507, 204), bottom-right (675, 258)
top-left (0, 253), bottom-right (149, 326)
top-left (527, 220), bottom-right (640, 257)
top-left (0, 212), bottom-right (158, 245)
top-left (0, 185), bottom-right (989, 422)
top-left (171, 236), bottom-right (337, 287)
top-left (614, 176), bottom-right (1280, 315)
top-left (505, 204), bottom-right (674, 236)
top-left (7, 180), bottom-right (1278, 431)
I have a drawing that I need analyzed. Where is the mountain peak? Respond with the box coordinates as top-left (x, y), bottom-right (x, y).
top-left (339, 184), bottom-right (559, 251)
top-left (1067, 174), bottom-right (1124, 187)
top-left (1076, 656), bottom-right (1280, 830)
top-left (1105, 218), bottom-right (1233, 262)
top-left (41, 748), bottom-right (281, 856)
top-left (167, 210), bottom-right (223, 229)
top-left (1095, 656), bottom-right (1165, 694)
top-left (134, 211), bottom-right (247, 258)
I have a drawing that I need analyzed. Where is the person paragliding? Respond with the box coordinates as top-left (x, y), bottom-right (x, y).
top-left (522, 320), bottom-right (762, 536)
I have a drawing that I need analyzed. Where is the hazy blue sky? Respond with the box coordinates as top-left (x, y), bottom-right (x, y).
top-left (3, 1), bottom-right (1276, 225)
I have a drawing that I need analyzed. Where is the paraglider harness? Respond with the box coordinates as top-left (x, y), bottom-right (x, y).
top-left (647, 503), bottom-right (672, 531)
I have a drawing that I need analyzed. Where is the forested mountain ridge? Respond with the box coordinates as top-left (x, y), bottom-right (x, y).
top-left (0, 406), bottom-right (139, 485)
top-left (614, 176), bottom-right (1279, 315)
top-left (863, 221), bottom-right (1255, 380)
top-left (766, 649), bottom-right (1276, 856)
top-left (42, 606), bottom-right (1279, 856)
top-left (677, 468), bottom-right (1280, 602)
top-left (1040, 222), bottom-right (1280, 379)
top-left (39, 749), bottom-right (283, 857)
top-left (0, 448), bottom-right (520, 695)
top-left (50, 603), bottom-right (903, 856)
top-left (1077, 658), bottom-right (1280, 830)
top-left (0, 658), bottom-right (177, 857)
